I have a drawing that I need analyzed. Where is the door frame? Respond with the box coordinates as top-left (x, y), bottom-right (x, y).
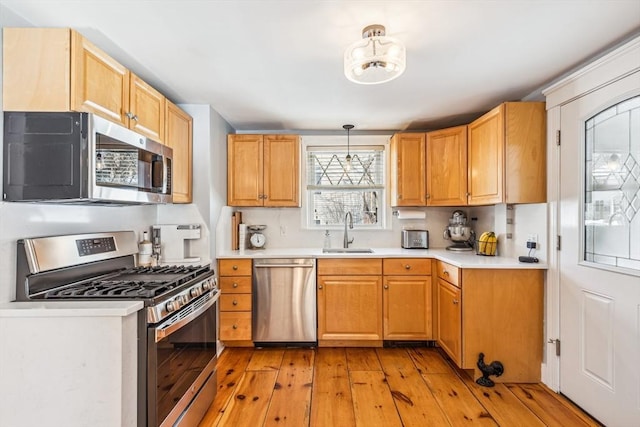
top-left (542, 34), bottom-right (640, 391)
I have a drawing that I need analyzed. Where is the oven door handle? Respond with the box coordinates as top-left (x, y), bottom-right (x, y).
top-left (155, 291), bottom-right (219, 343)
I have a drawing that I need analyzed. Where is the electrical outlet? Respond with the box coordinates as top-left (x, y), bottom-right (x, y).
top-left (526, 234), bottom-right (538, 249)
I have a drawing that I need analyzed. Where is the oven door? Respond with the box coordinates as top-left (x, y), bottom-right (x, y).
top-left (147, 290), bottom-right (219, 427)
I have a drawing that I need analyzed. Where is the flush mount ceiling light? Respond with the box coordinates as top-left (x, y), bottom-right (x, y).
top-left (344, 24), bottom-right (406, 85)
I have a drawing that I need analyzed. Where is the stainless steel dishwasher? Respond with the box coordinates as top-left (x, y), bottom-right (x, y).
top-left (252, 258), bottom-right (316, 344)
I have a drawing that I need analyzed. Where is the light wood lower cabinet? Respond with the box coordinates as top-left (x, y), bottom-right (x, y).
top-left (436, 277), bottom-right (462, 366)
top-left (435, 260), bottom-right (544, 382)
top-left (218, 259), bottom-right (253, 346)
top-left (383, 258), bottom-right (432, 340)
top-left (317, 259), bottom-right (383, 346)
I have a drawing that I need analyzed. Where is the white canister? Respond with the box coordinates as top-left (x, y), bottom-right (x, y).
top-left (138, 231), bottom-right (152, 266)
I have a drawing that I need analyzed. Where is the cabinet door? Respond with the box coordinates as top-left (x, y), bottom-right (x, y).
top-left (467, 105), bottom-right (504, 205)
top-left (165, 101), bottom-right (193, 203)
top-left (317, 275), bottom-right (382, 341)
top-left (71, 30), bottom-right (129, 126)
top-left (227, 135), bottom-right (264, 206)
top-left (263, 135), bottom-right (300, 207)
top-left (383, 276), bottom-right (432, 340)
top-left (436, 278), bottom-right (462, 366)
top-left (390, 133), bottom-right (426, 206)
top-left (504, 102), bottom-right (546, 204)
top-left (129, 73), bottom-right (165, 142)
top-left (426, 126), bottom-right (468, 206)
top-left (2, 28), bottom-right (71, 111)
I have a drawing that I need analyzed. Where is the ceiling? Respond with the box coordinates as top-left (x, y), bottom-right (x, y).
top-left (1, 1), bottom-right (639, 132)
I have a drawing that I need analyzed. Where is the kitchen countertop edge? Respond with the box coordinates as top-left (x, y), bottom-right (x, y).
top-left (0, 301), bottom-right (144, 317)
top-left (217, 248), bottom-right (548, 269)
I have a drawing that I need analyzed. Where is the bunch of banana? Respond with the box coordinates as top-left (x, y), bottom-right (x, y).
top-left (477, 231), bottom-right (497, 256)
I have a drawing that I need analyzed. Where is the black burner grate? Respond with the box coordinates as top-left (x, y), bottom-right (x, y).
top-left (44, 265), bottom-right (210, 300)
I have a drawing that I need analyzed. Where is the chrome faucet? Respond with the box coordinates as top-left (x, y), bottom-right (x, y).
top-left (343, 211), bottom-right (354, 248)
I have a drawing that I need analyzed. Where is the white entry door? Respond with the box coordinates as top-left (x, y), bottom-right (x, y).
top-left (559, 71), bottom-right (640, 426)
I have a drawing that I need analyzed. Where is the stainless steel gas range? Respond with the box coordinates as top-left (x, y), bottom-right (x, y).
top-left (15, 231), bottom-right (219, 427)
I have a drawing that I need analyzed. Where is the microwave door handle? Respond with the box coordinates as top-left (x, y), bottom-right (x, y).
top-left (154, 290), bottom-right (219, 343)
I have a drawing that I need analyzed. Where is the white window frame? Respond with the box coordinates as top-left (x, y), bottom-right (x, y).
top-left (301, 134), bottom-right (392, 230)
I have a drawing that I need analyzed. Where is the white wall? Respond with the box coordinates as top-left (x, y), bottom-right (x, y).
top-left (217, 202), bottom-right (546, 259)
top-left (156, 105), bottom-right (232, 264)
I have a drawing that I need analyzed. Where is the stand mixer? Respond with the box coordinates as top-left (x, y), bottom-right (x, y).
top-left (443, 210), bottom-right (475, 251)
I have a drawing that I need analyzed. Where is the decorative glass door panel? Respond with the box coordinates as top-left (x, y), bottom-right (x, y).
top-left (584, 95), bottom-right (640, 272)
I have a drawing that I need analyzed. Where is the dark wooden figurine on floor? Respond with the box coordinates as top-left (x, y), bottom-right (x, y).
top-left (476, 352), bottom-right (504, 387)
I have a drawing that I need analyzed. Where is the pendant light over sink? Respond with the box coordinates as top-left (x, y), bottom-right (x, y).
top-left (343, 124), bottom-right (354, 171)
top-left (344, 24), bottom-right (406, 85)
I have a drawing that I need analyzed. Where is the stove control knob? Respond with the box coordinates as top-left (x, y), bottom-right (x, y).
top-left (202, 278), bottom-right (214, 291)
top-left (190, 287), bottom-right (202, 298)
top-left (165, 300), bottom-right (177, 313)
top-left (178, 295), bottom-right (189, 306)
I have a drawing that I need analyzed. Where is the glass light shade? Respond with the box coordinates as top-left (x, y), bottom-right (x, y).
top-left (344, 27), bottom-right (406, 85)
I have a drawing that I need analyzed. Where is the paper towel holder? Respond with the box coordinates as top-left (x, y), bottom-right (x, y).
top-left (393, 209), bottom-right (427, 220)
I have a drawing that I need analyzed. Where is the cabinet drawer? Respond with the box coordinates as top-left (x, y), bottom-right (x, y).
top-left (219, 276), bottom-right (252, 293)
top-left (220, 294), bottom-right (252, 311)
top-left (436, 260), bottom-right (460, 287)
top-left (383, 258), bottom-right (431, 275)
top-left (317, 258), bottom-right (382, 275)
top-left (219, 259), bottom-right (252, 276)
top-left (220, 312), bottom-right (252, 340)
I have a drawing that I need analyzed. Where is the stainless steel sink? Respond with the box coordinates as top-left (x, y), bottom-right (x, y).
top-left (322, 248), bottom-right (374, 254)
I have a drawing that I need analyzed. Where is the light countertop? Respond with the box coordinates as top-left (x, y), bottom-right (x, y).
top-left (217, 247), bottom-right (547, 269)
top-left (0, 301), bottom-right (144, 317)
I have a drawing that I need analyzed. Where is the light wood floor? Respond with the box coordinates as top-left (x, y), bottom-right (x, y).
top-left (199, 346), bottom-right (601, 427)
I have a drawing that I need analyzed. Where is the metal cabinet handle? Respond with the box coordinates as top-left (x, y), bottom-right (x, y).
top-left (318, 285), bottom-right (323, 290)
top-left (384, 285), bottom-right (389, 289)
top-left (232, 265), bottom-right (238, 270)
top-left (443, 270), bottom-right (449, 276)
top-left (232, 324), bottom-right (238, 329)
top-left (453, 299), bottom-right (459, 304)
top-left (426, 194), bottom-right (430, 199)
top-left (232, 300), bottom-right (238, 305)
top-left (125, 112), bottom-right (133, 119)
top-left (405, 264), bottom-right (411, 270)
top-left (132, 115), bottom-right (138, 121)
top-left (232, 282), bottom-right (238, 288)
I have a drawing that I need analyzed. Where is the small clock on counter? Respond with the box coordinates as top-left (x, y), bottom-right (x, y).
top-left (248, 225), bottom-right (267, 249)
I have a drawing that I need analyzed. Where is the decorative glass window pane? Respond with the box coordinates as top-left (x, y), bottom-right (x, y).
top-left (307, 146), bottom-right (385, 228)
top-left (584, 94), bottom-right (640, 272)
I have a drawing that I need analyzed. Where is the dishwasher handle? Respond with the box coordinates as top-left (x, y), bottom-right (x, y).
top-left (254, 263), bottom-right (314, 268)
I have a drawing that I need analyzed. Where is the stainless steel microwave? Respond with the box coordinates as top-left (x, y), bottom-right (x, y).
top-left (3, 112), bottom-right (172, 205)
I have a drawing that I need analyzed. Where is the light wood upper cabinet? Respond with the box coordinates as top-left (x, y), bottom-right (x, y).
top-left (227, 134), bottom-right (299, 207)
top-left (165, 101), bottom-right (193, 203)
top-left (128, 73), bottom-right (165, 143)
top-left (2, 28), bottom-right (71, 111)
top-left (467, 102), bottom-right (546, 205)
top-left (263, 135), bottom-right (299, 207)
top-left (426, 125), bottom-right (468, 206)
top-left (390, 133), bottom-right (427, 206)
top-left (70, 30), bottom-right (129, 126)
top-left (4, 28), bottom-right (166, 143)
